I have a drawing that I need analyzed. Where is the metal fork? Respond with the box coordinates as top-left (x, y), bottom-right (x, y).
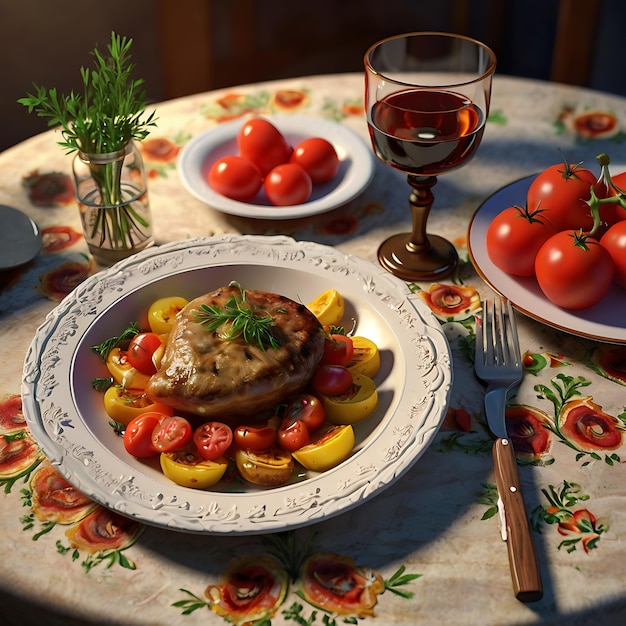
top-left (475, 298), bottom-right (543, 602)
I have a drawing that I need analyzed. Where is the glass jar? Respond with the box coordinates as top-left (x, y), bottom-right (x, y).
top-left (73, 141), bottom-right (154, 265)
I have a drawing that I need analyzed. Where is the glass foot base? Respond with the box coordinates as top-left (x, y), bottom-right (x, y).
top-left (377, 233), bottom-right (458, 282)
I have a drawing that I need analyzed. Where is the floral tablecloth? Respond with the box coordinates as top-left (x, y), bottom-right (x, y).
top-left (1, 73), bottom-right (625, 626)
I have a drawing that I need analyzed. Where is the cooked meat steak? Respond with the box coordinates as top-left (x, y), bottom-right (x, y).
top-left (146, 285), bottom-right (324, 418)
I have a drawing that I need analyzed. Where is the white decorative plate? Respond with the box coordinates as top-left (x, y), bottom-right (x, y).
top-left (22, 236), bottom-right (452, 535)
top-left (468, 175), bottom-right (626, 344)
top-left (177, 115), bottom-right (375, 219)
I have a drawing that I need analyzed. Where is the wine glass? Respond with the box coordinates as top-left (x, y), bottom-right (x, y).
top-left (364, 32), bottom-right (496, 281)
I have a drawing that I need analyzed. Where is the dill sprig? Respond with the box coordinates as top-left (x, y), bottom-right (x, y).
top-left (91, 322), bottom-right (141, 361)
top-left (195, 282), bottom-right (282, 351)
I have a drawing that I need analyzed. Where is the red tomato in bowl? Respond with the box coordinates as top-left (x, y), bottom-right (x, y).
top-left (290, 137), bottom-right (340, 183)
top-left (312, 365), bottom-right (353, 396)
top-left (207, 155), bottom-right (262, 201)
top-left (264, 163), bottom-right (312, 206)
top-left (237, 118), bottom-right (292, 177)
top-left (123, 412), bottom-right (163, 458)
top-left (233, 424), bottom-right (277, 451)
top-left (126, 332), bottom-right (164, 375)
top-left (321, 334), bottom-right (355, 367)
top-left (527, 162), bottom-right (596, 231)
top-left (283, 394), bottom-right (326, 433)
top-left (486, 205), bottom-right (558, 276)
top-left (535, 231), bottom-right (615, 309)
top-left (193, 422), bottom-right (233, 461)
top-left (600, 220), bottom-right (626, 288)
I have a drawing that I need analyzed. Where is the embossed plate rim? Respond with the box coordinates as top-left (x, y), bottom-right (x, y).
top-left (21, 235), bottom-right (452, 535)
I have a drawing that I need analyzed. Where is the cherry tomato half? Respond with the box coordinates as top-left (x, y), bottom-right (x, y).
top-left (207, 155), bottom-right (263, 202)
top-left (126, 332), bottom-right (164, 375)
top-left (264, 163), bottom-right (312, 206)
top-left (123, 412), bottom-right (163, 458)
top-left (535, 231), bottom-right (615, 310)
top-left (321, 334), bottom-right (355, 367)
top-left (283, 394), bottom-right (326, 433)
top-left (290, 137), bottom-right (340, 183)
top-left (233, 424), bottom-right (277, 451)
top-left (151, 415), bottom-right (193, 453)
top-left (237, 118), bottom-right (292, 177)
top-left (193, 422), bottom-right (233, 461)
top-left (311, 364), bottom-right (353, 397)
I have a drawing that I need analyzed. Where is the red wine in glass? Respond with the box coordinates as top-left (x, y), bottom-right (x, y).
top-left (368, 89), bottom-right (486, 176)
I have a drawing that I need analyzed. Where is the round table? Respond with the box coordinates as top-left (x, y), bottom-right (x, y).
top-left (1, 73), bottom-right (625, 626)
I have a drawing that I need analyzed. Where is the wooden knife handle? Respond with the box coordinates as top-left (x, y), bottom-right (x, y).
top-left (492, 437), bottom-right (543, 602)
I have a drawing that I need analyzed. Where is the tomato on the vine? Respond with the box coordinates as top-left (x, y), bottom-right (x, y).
top-left (527, 162), bottom-right (596, 231)
top-left (193, 422), bottom-right (233, 461)
top-left (290, 137), bottom-right (339, 183)
top-left (126, 332), bottom-right (164, 375)
top-left (123, 412), bottom-right (163, 458)
top-left (264, 163), bottom-right (312, 206)
top-left (151, 415), bottom-right (193, 453)
top-left (600, 220), bottom-right (626, 288)
top-left (237, 118), bottom-right (292, 177)
top-left (312, 365), bottom-right (353, 397)
top-left (283, 394), bottom-right (325, 434)
top-left (321, 334), bottom-right (355, 367)
top-left (233, 424), bottom-right (277, 451)
top-left (535, 230), bottom-right (615, 309)
top-left (486, 204), bottom-right (558, 276)
top-left (207, 155), bottom-right (263, 202)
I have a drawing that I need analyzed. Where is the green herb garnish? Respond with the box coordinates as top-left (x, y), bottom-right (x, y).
top-left (91, 322), bottom-right (141, 361)
top-left (195, 282), bottom-right (282, 351)
top-left (18, 32), bottom-right (156, 155)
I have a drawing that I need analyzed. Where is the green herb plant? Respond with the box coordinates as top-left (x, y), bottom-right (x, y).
top-left (19, 32), bottom-right (157, 254)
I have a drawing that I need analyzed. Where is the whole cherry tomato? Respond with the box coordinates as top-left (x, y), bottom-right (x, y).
top-left (264, 163), bottom-right (312, 206)
top-left (123, 412), bottom-right (163, 458)
top-left (321, 334), bottom-right (355, 367)
top-left (207, 155), bottom-right (262, 202)
top-left (535, 230), bottom-right (615, 309)
top-left (311, 364), bottom-right (353, 397)
top-left (151, 415), bottom-right (193, 453)
top-left (527, 162), bottom-right (596, 231)
top-left (283, 394), bottom-right (326, 433)
top-left (290, 137), bottom-right (340, 183)
top-left (237, 118), bottom-right (292, 177)
top-left (126, 332), bottom-right (164, 375)
top-left (193, 422), bottom-right (233, 461)
top-left (233, 424), bottom-right (277, 451)
top-left (600, 220), bottom-right (626, 288)
top-left (486, 205), bottom-right (559, 276)
top-left (277, 418), bottom-right (309, 452)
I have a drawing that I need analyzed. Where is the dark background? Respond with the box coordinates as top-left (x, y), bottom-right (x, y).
top-left (1, 0), bottom-right (623, 152)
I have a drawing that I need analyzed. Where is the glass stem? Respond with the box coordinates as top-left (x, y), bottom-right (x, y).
top-left (406, 175), bottom-right (437, 253)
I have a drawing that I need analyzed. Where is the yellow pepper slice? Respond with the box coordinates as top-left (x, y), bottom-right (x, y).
top-left (346, 336), bottom-right (380, 378)
top-left (321, 374), bottom-right (378, 425)
top-left (292, 424), bottom-right (355, 472)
